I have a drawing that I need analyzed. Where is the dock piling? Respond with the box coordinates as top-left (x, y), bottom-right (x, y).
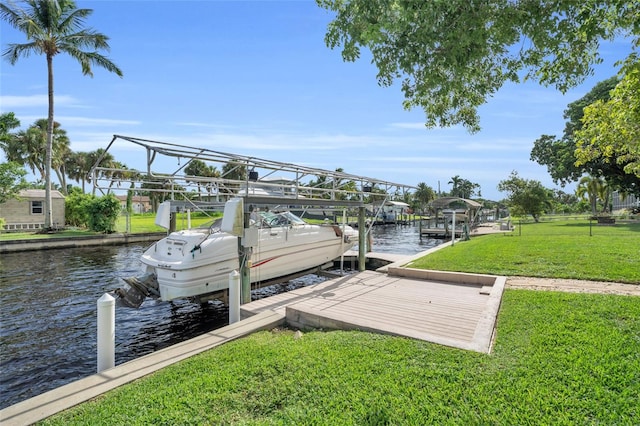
top-left (97, 293), bottom-right (115, 373)
top-left (229, 271), bottom-right (241, 323)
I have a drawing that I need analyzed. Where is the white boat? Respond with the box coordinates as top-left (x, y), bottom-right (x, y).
top-left (116, 199), bottom-right (357, 307)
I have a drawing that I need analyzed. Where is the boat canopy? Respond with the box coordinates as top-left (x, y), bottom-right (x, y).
top-left (430, 197), bottom-right (482, 209)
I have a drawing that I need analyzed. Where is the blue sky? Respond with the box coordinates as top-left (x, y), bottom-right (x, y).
top-left (0, 1), bottom-right (634, 201)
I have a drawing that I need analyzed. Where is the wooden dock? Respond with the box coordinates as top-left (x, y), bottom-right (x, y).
top-left (420, 223), bottom-right (514, 238)
top-left (419, 227), bottom-right (462, 238)
top-left (242, 268), bottom-right (506, 353)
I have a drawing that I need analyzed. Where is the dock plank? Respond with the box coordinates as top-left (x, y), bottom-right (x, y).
top-left (242, 269), bottom-right (505, 353)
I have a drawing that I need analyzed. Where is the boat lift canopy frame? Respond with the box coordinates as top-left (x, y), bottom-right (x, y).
top-left (89, 135), bottom-right (418, 281)
top-left (88, 135), bottom-right (417, 210)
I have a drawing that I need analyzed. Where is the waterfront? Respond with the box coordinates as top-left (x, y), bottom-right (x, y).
top-left (0, 224), bottom-right (440, 409)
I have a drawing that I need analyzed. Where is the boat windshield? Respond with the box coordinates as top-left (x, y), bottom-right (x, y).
top-left (254, 211), bottom-right (306, 228)
top-left (194, 212), bottom-right (307, 231)
top-left (195, 217), bottom-right (223, 233)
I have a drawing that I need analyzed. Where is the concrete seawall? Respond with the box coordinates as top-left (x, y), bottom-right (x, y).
top-left (0, 232), bottom-right (166, 253)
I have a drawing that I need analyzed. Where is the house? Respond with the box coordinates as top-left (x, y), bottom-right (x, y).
top-left (612, 191), bottom-right (639, 212)
top-left (0, 189), bottom-right (66, 231)
top-left (115, 195), bottom-right (152, 214)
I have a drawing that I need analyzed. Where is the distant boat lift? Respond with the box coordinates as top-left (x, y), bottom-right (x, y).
top-left (420, 197), bottom-right (482, 240)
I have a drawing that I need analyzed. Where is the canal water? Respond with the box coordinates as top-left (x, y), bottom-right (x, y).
top-left (0, 224), bottom-right (441, 409)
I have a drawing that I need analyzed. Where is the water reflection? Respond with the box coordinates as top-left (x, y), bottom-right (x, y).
top-left (0, 224), bottom-right (440, 408)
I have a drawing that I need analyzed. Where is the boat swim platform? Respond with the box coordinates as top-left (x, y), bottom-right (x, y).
top-left (242, 267), bottom-right (506, 354)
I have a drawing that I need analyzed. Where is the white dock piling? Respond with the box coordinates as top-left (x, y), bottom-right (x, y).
top-left (229, 270), bottom-right (241, 324)
top-left (97, 293), bottom-right (115, 373)
top-left (452, 212), bottom-right (456, 246)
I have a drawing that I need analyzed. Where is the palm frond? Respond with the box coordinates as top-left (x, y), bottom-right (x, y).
top-left (2, 42), bottom-right (42, 64)
top-left (62, 45), bottom-right (123, 77)
top-left (58, 6), bottom-right (93, 34)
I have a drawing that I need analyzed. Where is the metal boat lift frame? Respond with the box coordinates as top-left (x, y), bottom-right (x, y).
top-left (89, 135), bottom-right (417, 302)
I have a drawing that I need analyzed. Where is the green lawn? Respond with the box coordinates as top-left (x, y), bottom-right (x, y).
top-left (114, 212), bottom-right (218, 233)
top-left (0, 212), bottom-right (219, 240)
top-left (42, 291), bottom-right (640, 425)
top-left (18, 218), bottom-right (640, 424)
top-left (410, 220), bottom-right (640, 283)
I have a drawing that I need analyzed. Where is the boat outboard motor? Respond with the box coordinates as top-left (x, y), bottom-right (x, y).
top-left (112, 273), bottom-right (160, 308)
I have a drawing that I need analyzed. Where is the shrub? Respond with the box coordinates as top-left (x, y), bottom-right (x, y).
top-left (86, 194), bottom-right (121, 233)
top-left (65, 190), bottom-right (95, 227)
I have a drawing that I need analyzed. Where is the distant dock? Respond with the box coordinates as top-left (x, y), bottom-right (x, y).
top-left (419, 227), bottom-right (463, 238)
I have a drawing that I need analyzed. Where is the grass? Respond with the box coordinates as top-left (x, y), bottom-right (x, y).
top-left (0, 229), bottom-right (100, 240)
top-left (410, 220), bottom-right (640, 283)
top-left (0, 212), bottom-right (219, 241)
top-left (41, 290), bottom-right (640, 425)
top-left (114, 212), bottom-right (218, 233)
top-left (16, 217), bottom-right (640, 423)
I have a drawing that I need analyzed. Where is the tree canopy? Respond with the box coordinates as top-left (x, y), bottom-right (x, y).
top-left (576, 175), bottom-right (610, 216)
top-left (413, 182), bottom-right (435, 212)
top-left (574, 60), bottom-right (640, 184)
top-left (530, 77), bottom-right (617, 185)
top-left (317, 0), bottom-right (638, 132)
top-left (0, 112), bottom-right (20, 143)
top-left (2, 119), bottom-right (70, 187)
top-left (0, 161), bottom-right (28, 204)
top-left (447, 175), bottom-right (480, 199)
top-left (497, 171), bottom-right (551, 222)
top-left (531, 72), bottom-right (640, 196)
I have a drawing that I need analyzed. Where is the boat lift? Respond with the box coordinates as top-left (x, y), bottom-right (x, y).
top-left (89, 135), bottom-right (417, 303)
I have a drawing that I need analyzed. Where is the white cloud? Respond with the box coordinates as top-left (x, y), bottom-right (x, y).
top-left (0, 94), bottom-right (81, 108)
top-left (56, 116), bottom-right (140, 126)
top-left (169, 131), bottom-right (379, 153)
top-left (388, 122), bottom-right (428, 130)
top-left (173, 121), bottom-right (237, 130)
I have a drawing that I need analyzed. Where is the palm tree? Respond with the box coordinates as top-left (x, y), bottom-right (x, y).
top-left (86, 149), bottom-right (115, 195)
top-left (3, 119), bottom-right (69, 188)
top-left (414, 182), bottom-right (435, 214)
top-left (576, 175), bottom-right (608, 216)
top-left (1, 0), bottom-right (123, 229)
top-left (52, 140), bottom-right (72, 193)
top-left (184, 159), bottom-right (221, 200)
top-left (105, 160), bottom-right (129, 193)
top-left (25, 119), bottom-right (70, 194)
top-left (65, 151), bottom-right (91, 192)
top-left (203, 165), bottom-right (221, 200)
top-left (448, 175), bottom-right (462, 197)
top-left (0, 112), bottom-right (20, 145)
top-left (6, 126), bottom-right (45, 179)
top-left (220, 161), bottom-right (247, 195)
top-left (185, 159), bottom-right (210, 197)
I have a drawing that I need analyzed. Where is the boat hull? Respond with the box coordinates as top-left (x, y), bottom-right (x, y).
top-left (140, 222), bottom-right (356, 302)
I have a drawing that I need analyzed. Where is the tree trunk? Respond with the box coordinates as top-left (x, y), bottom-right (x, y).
top-left (45, 54), bottom-right (55, 230)
top-left (55, 167), bottom-right (67, 195)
